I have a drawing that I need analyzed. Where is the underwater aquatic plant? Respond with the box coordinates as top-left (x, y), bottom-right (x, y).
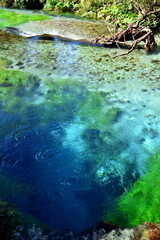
top-left (0, 9), bottom-right (51, 28)
top-left (0, 200), bottom-right (20, 240)
top-left (0, 58), bottom-right (41, 112)
top-left (106, 152), bottom-right (160, 227)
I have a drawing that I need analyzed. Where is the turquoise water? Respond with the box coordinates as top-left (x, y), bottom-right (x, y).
top-left (0, 28), bottom-right (160, 232)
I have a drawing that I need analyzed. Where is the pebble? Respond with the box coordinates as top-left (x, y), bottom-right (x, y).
top-left (0, 82), bottom-right (13, 87)
top-left (151, 59), bottom-right (160, 64)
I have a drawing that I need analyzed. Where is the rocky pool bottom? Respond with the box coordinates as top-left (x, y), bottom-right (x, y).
top-left (0, 19), bottom-right (160, 239)
top-left (26, 222), bottom-right (160, 240)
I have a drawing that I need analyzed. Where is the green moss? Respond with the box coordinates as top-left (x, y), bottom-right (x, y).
top-left (0, 174), bottom-right (30, 239)
top-left (0, 171), bottom-right (49, 234)
top-left (0, 62), bottom-right (40, 111)
top-left (45, 77), bottom-right (81, 105)
top-left (0, 68), bottom-right (31, 84)
top-left (0, 197), bottom-right (49, 238)
top-left (0, 57), bottom-right (12, 69)
top-left (0, 197), bottom-right (50, 239)
top-left (107, 152), bottom-right (160, 227)
top-left (79, 91), bottom-right (120, 130)
top-left (44, 76), bottom-right (121, 131)
top-left (0, 9), bottom-right (51, 28)
top-left (0, 174), bottom-right (29, 200)
top-left (0, 200), bottom-right (20, 239)
top-left (44, 78), bottom-right (120, 128)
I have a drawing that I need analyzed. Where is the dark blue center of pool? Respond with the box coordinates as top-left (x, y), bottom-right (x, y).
top-left (0, 81), bottom-right (124, 232)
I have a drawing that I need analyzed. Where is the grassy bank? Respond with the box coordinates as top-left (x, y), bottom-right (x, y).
top-left (106, 152), bottom-right (160, 227)
top-left (0, 9), bottom-right (51, 28)
top-left (0, 0), bottom-right (159, 27)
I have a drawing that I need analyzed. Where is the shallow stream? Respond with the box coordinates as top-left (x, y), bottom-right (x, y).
top-left (0, 10), bottom-right (160, 232)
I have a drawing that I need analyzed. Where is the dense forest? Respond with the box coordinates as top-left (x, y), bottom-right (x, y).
top-left (0, 0), bottom-right (160, 26)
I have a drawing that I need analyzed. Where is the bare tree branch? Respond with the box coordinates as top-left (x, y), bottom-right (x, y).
top-left (92, 9), bottom-right (160, 57)
top-left (114, 30), bottom-right (153, 57)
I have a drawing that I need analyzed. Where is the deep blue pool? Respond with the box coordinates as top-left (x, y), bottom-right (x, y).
top-left (0, 82), bottom-right (124, 232)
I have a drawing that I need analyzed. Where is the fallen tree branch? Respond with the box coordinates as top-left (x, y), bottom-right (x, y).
top-left (113, 30), bottom-right (153, 57)
top-left (92, 9), bottom-right (160, 57)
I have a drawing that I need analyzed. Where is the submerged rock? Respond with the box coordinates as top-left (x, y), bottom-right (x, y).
top-left (151, 59), bottom-right (160, 64)
top-left (99, 222), bottom-right (160, 240)
top-left (99, 228), bottom-right (134, 240)
top-left (0, 29), bottom-right (24, 43)
top-left (16, 17), bottom-right (112, 41)
top-left (0, 82), bottom-right (13, 87)
top-left (46, 222), bottom-right (160, 240)
top-left (4, 27), bottom-right (31, 37)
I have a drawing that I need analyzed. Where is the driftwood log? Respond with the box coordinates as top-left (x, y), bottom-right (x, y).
top-left (92, 9), bottom-right (160, 57)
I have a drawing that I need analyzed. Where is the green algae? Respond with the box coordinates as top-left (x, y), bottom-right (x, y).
top-left (0, 199), bottom-right (20, 239)
top-left (0, 55), bottom-right (120, 125)
top-left (0, 196), bottom-right (49, 238)
top-left (0, 174), bottom-right (29, 199)
top-left (0, 171), bottom-right (49, 234)
top-left (0, 198), bottom-right (49, 238)
top-left (106, 152), bottom-right (160, 227)
top-left (0, 68), bottom-right (36, 85)
top-left (44, 78), bottom-right (120, 128)
top-left (0, 57), bottom-right (12, 68)
top-left (41, 77), bottom-right (82, 122)
top-left (45, 80), bottom-right (123, 170)
top-left (0, 9), bottom-right (51, 28)
top-left (0, 58), bottom-right (41, 111)
top-left (79, 91), bottom-right (120, 130)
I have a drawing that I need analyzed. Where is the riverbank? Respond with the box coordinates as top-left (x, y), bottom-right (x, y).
top-left (1, 0), bottom-right (159, 27)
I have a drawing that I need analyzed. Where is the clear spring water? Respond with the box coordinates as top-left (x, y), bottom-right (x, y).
top-left (0, 26), bottom-right (160, 232)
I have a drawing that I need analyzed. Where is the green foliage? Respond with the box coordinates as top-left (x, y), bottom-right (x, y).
top-left (54, 1), bottom-right (73, 12)
top-left (82, 11), bottom-right (97, 19)
top-left (107, 152), bottom-right (160, 227)
top-left (13, 0), bottom-right (42, 9)
top-left (0, 0), bottom-right (157, 24)
top-left (0, 0), bottom-right (14, 7)
top-left (0, 9), bottom-right (51, 28)
top-left (0, 0), bottom-right (43, 8)
top-left (42, 0), bottom-right (73, 11)
top-left (0, 200), bottom-right (20, 240)
top-left (100, 2), bottom-right (138, 26)
top-left (42, 0), bottom-right (59, 9)
top-left (41, 0), bottom-right (159, 26)
top-left (0, 0), bottom-right (159, 19)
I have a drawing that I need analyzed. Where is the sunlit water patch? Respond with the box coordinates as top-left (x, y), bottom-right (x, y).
top-left (0, 28), bottom-right (160, 231)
